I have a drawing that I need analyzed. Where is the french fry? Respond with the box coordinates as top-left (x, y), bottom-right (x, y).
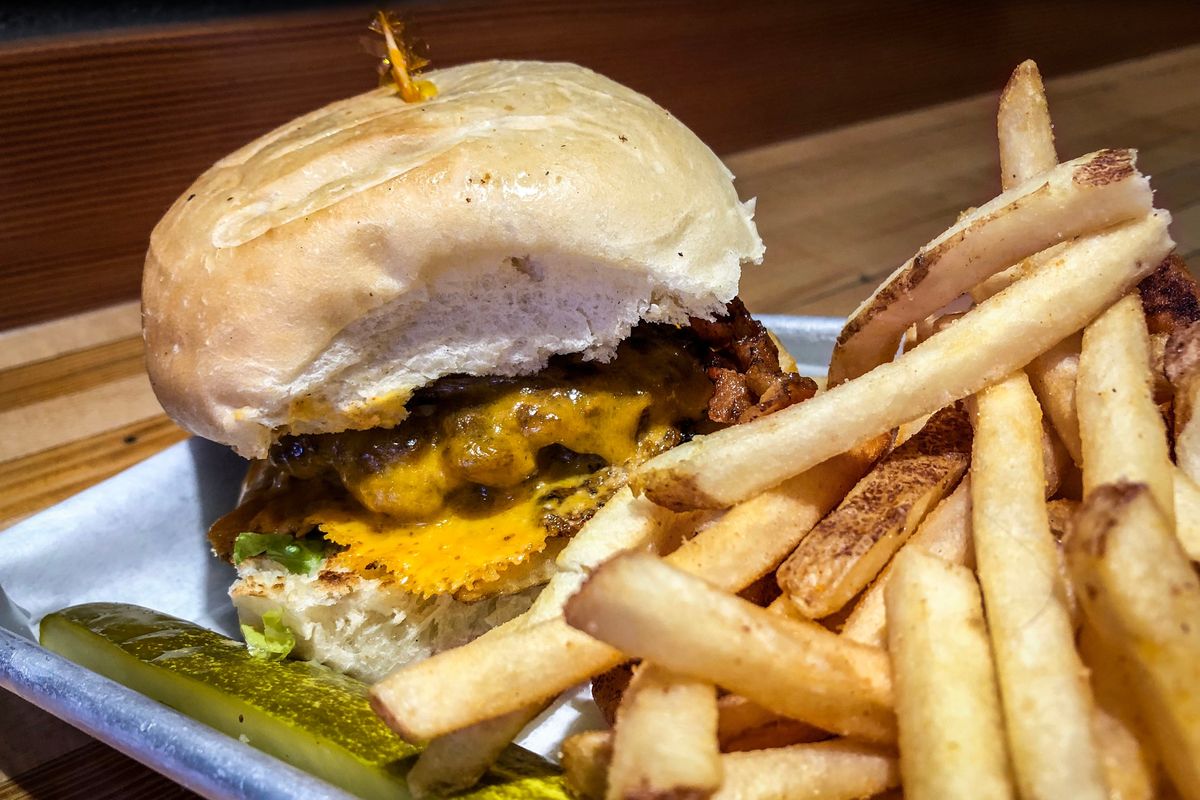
top-left (840, 477), bottom-right (972, 648)
top-left (564, 553), bottom-right (896, 744)
top-left (1067, 483), bottom-right (1200, 800)
top-left (975, 56), bottom-right (1059, 307)
top-left (996, 59), bottom-right (1057, 190)
top-left (713, 740), bottom-right (899, 800)
top-left (719, 719), bottom-right (830, 753)
top-left (1026, 333), bottom-right (1084, 463)
top-left (605, 664), bottom-right (721, 800)
top-left (1172, 468), bottom-right (1200, 561)
top-left (1045, 498), bottom-right (1081, 626)
top-left (1077, 293), bottom-right (1175, 525)
top-left (665, 444), bottom-right (879, 592)
top-left (716, 694), bottom-right (785, 745)
top-left (401, 487), bottom-right (678, 784)
top-left (1078, 624), bottom-right (1159, 800)
top-left (1092, 706), bottom-right (1157, 800)
top-left (778, 404), bottom-right (971, 618)
top-left (373, 447), bottom-right (875, 742)
top-left (563, 737), bottom-right (897, 800)
top-left (1167, 320), bottom-right (1200, 478)
top-left (1025, 253), bottom-right (1197, 471)
top-left (1020, 318), bottom-right (1200, 559)
top-left (828, 148), bottom-right (1152, 384)
top-left (562, 731), bottom-right (613, 800)
top-left (524, 487), bottom-right (680, 624)
top-left (842, 417), bottom-right (1070, 648)
top-left (885, 549), bottom-right (1013, 800)
top-left (971, 373), bottom-right (1107, 799)
top-left (714, 656), bottom-right (827, 749)
top-left (406, 706), bottom-right (542, 798)
top-left (634, 211), bottom-right (1174, 511)
top-left (372, 616), bottom-right (622, 742)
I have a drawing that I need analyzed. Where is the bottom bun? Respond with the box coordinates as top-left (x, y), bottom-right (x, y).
top-left (231, 558), bottom-right (539, 682)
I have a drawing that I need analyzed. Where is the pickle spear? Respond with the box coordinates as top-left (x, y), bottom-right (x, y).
top-left (40, 603), bottom-right (569, 800)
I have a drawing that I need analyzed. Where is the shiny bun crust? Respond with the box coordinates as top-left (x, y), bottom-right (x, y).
top-left (143, 61), bottom-right (763, 458)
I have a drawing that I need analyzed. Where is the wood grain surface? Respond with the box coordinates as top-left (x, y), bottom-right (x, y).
top-left (2, 1), bottom-right (1199, 330)
top-left (1, 19), bottom-right (1199, 800)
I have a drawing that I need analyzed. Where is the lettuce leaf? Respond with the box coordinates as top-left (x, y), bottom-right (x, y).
top-left (241, 609), bottom-right (296, 660)
top-left (233, 532), bottom-right (325, 575)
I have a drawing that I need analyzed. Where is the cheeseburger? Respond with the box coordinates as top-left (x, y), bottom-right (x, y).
top-left (143, 60), bottom-right (811, 681)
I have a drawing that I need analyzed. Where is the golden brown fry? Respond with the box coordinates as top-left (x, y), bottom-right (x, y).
top-left (1172, 468), bottom-right (1200, 561)
top-left (1093, 706), bottom-right (1157, 800)
top-left (1046, 498), bottom-right (1081, 626)
top-left (564, 553), bottom-right (895, 744)
top-left (1167, 321), bottom-right (1200, 479)
top-left (1079, 623), bottom-right (1159, 800)
top-left (717, 694), bottom-right (786, 746)
top-left (562, 731), bottom-right (613, 800)
top-left (407, 706), bottom-right (542, 798)
top-left (712, 740), bottom-right (899, 800)
top-left (372, 447), bottom-right (875, 742)
top-left (972, 373), bottom-right (1107, 799)
top-left (524, 487), bottom-right (679, 624)
top-left (634, 212), bottom-right (1174, 511)
top-left (372, 616), bottom-right (621, 742)
top-left (1067, 482), bottom-right (1200, 800)
top-left (840, 476), bottom-right (972, 648)
top-left (829, 149), bottom-right (1153, 383)
top-left (605, 664), bottom-right (720, 800)
top-left (666, 444), bottom-right (879, 592)
top-left (401, 488), bottom-right (677, 782)
top-left (1026, 333), bottom-right (1084, 463)
top-left (778, 405), bottom-right (971, 618)
top-left (997, 59), bottom-right (1057, 190)
top-left (720, 719), bottom-right (830, 753)
top-left (885, 549), bottom-right (1013, 800)
top-left (1078, 294), bottom-right (1175, 525)
top-left (564, 737), bottom-right (898, 800)
top-left (843, 416), bottom-right (1069, 648)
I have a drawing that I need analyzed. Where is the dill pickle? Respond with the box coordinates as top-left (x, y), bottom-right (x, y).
top-left (40, 603), bottom-right (568, 800)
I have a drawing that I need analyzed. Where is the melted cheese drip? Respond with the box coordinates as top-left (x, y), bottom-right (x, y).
top-left (242, 332), bottom-right (712, 598)
top-left (311, 472), bottom-right (587, 598)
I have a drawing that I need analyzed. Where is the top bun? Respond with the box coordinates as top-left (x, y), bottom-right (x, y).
top-left (143, 61), bottom-right (764, 458)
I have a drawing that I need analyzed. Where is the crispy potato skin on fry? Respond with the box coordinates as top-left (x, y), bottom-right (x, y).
top-left (840, 477), bottom-right (973, 648)
top-left (829, 148), bottom-right (1153, 384)
top-left (1072, 147), bottom-right (1137, 186)
top-left (777, 404), bottom-right (971, 619)
top-left (636, 212), bottom-right (1174, 511)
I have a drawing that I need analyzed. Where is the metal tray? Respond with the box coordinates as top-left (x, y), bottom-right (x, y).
top-left (0, 315), bottom-right (841, 799)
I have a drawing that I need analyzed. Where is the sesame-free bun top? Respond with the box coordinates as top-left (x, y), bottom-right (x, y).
top-left (143, 60), bottom-right (764, 458)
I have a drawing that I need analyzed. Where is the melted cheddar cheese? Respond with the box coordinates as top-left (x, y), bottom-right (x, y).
top-left (220, 329), bottom-right (713, 598)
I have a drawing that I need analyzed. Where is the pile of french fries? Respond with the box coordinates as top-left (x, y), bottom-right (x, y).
top-left (370, 60), bottom-right (1200, 800)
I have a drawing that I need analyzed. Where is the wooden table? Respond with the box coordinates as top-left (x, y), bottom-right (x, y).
top-left (2, 43), bottom-right (1197, 800)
